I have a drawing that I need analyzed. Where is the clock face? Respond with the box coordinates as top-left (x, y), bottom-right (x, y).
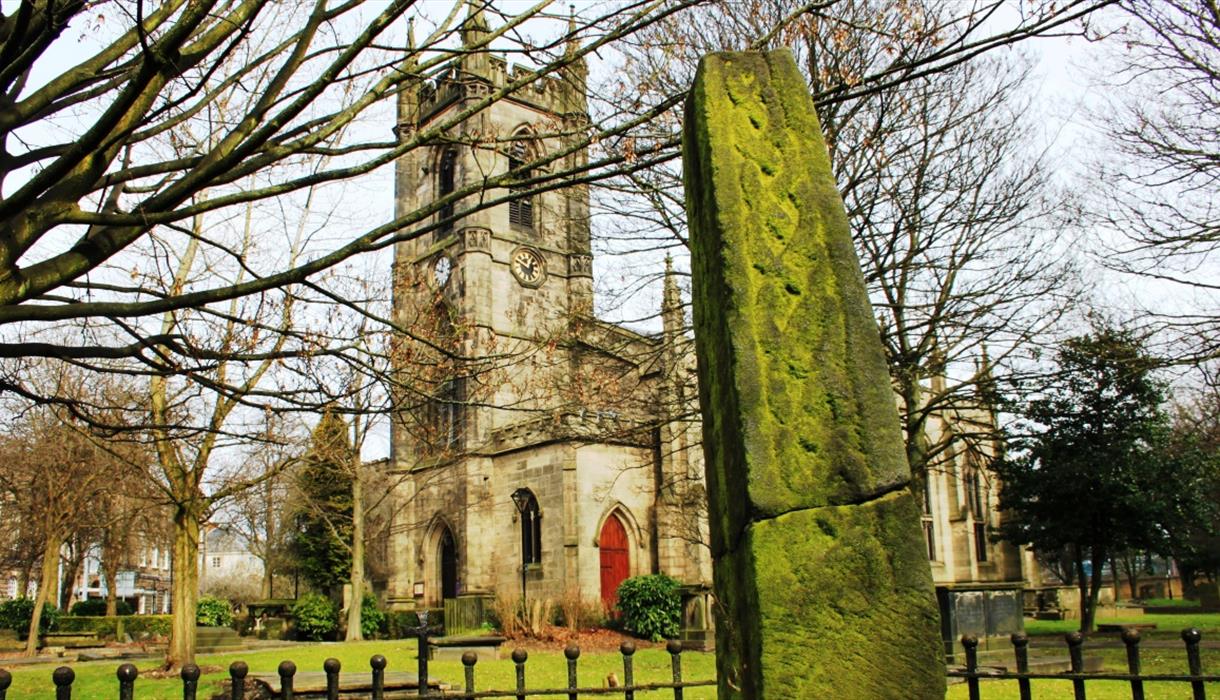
top-left (511, 248), bottom-right (544, 286)
top-left (432, 256), bottom-right (452, 287)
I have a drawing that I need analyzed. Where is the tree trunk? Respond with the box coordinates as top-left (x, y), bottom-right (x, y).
top-left (1081, 547), bottom-right (1106, 634)
top-left (345, 466), bottom-right (365, 642)
top-left (17, 562), bottom-right (32, 598)
top-left (1073, 543), bottom-right (1090, 633)
top-left (1120, 553), bottom-right (1140, 600)
top-left (25, 537), bottom-right (60, 656)
top-left (166, 505), bottom-right (202, 669)
top-left (261, 480), bottom-right (275, 600)
top-left (59, 539), bottom-right (84, 611)
top-left (104, 562), bottom-right (120, 616)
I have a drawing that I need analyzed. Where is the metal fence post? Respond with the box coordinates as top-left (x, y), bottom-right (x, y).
top-left (181, 664), bottom-right (200, 700)
top-left (52, 666), bottom-right (74, 700)
top-left (278, 660), bottom-right (296, 700)
top-left (564, 645), bottom-right (579, 700)
top-left (1011, 633), bottom-right (1031, 700)
top-left (323, 658), bottom-right (340, 700)
top-left (1183, 628), bottom-right (1206, 700)
top-left (0, 668), bottom-right (10, 700)
top-left (229, 661), bottom-right (249, 700)
top-left (961, 635), bottom-right (980, 700)
top-left (415, 611), bottom-right (434, 696)
top-left (371, 655), bottom-right (387, 700)
top-left (1066, 632), bottom-right (1087, 700)
top-left (462, 651), bottom-right (478, 700)
top-left (1121, 627), bottom-right (1144, 700)
top-left (117, 663), bottom-right (137, 700)
top-left (512, 649), bottom-right (528, 700)
top-left (667, 640), bottom-right (684, 700)
top-left (621, 642), bottom-right (636, 700)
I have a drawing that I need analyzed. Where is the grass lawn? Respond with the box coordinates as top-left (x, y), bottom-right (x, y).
top-left (1026, 612), bottom-right (1220, 637)
top-left (946, 645), bottom-right (1220, 699)
top-left (9, 614), bottom-right (1220, 700)
top-left (0, 641), bottom-right (719, 700)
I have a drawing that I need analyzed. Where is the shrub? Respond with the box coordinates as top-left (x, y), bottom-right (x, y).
top-left (0, 598), bottom-right (59, 638)
top-left (196, 596), bottom-right (234, 627)
top-left (360, 593), bottom-right (385, 639)
top-left (292, 593), bottom-right (338, 641)
top-left (616, 574), bottom-right (681, 642)
top-left (69, 599), bottom-right (133, 616)
top-left (55, 615), bottom-right (172, 640)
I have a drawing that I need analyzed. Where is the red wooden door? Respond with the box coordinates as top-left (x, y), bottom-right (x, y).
top-left (599, 514), bottom-right (630, 612)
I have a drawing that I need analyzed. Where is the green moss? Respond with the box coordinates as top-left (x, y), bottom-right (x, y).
top-left (686, 50), bottom-right (909, 534)
top-left (685, 50), bottom-right (944, 699)
top-left (713, 493), bottom-right (945, 699)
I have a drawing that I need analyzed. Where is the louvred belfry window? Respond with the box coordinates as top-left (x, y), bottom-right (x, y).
top-left (508, 140), bottom-right (534, 229)
top-left (438, 148), bottom-right (457, 232)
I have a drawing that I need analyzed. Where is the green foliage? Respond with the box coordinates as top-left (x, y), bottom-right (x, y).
top-left (68, 598), bottom-right (133, 616)
top-left (360, 593), bottom-right (385, 639)
top-left (195, 596), bottom-right (234, 627)
top-left (0, 598), bottom-right (58, 638)
top-left (1141, 597), bottom-right (1200, 608)
top-left (292, 593), bottom-right (338, 640)
top-left (616, 574), bottom-right (681, 642)
top-left (995, 325), bottom-right (1215, 631)
top-left (55, 615), bottom-right (173, 640)
top-left (290, 411), bottom-right (355, 594)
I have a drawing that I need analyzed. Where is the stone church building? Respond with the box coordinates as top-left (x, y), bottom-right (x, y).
top-left (382, 6), bottom-right (1022, 645)
top-left (383, 8), bottom-right (712, 617)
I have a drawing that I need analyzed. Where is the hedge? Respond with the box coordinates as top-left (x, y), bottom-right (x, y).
top-left (56, 615), bottom-right (172, 640)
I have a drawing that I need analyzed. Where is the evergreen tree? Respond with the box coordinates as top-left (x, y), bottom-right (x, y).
top-left (995, 325), bottom-right (1210, 632)
top-left (290, 411), bottom-right (354, 595)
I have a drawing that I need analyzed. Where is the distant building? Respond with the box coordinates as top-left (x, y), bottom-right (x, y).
top-left (199, 525), bottom-right (264, 586)
top-left (70, 542), bottom-right (172, 614)
top-left (381, 5), bottom-right (1022, 654)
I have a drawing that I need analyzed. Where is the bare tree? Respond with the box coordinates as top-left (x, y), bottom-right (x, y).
top-left (599, 0), bottom-right (1085, 482)
top-left (1087, 0), bottom-right (1220, 361)
top-left (0, 366), bottom-right (144, 655)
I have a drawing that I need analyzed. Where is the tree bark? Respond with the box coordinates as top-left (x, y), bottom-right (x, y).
top-left (345, 464), bottom-right (365, 641)
top-left (1081, 547), bottom-right (1106, 634)
top-left (166, 505), bottom-right (201, 668)
top-left (59, 538), bottom-right (84, 611)
top-left (261, 480), bottom-right (275, 600)
top-left (25, 536), bottom-right (60, 656)
top-left (104, 562), bottom-right (120, 616)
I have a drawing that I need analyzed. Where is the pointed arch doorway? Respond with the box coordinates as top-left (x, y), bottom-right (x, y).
top-left (439, 526), bottom-right (458, 601)
top-left (599, 513), bottom-right (630, 611)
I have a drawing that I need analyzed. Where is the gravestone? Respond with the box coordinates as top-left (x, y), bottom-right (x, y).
top-left (684, 50), bottom-right (946, 698)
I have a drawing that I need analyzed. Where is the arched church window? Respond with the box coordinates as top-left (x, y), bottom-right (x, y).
top-left (514, 489), bottom-right (542, 565)
top-left (507, 139), bottom-right (534, 230)
top-left (438, 148), bottom-right (458, 233)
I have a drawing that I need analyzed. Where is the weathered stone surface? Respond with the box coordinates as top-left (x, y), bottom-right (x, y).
top-left (712, 492), bottom-right (944, 698)
top-left (684, 49), bottom-right (944, 698)
top-left (685, 51), bottom-right (910, 537)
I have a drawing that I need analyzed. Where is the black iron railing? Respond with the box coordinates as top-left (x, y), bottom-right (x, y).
top-left (950, 628), bottom-right (1220, 700)
top-left (0, 632), bottom-right (715, 700)
top-left (8, 625), bottom-right (1219, 699)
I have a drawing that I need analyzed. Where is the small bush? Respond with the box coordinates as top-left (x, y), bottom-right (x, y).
top-left (69, 599), bottom-right (133, 616)
top-left (196, 596), bottom-right (234, 627)
top-left (292, 593), bottom-right (338, 641)
top-left (0, 598), bottom-right (58, 638)
top-left (616, 574), bottom-right (681, 642)
top-left (360, 593), bottom-right (385, 639)
top-left (56, 615), bottom-right (172, 640)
